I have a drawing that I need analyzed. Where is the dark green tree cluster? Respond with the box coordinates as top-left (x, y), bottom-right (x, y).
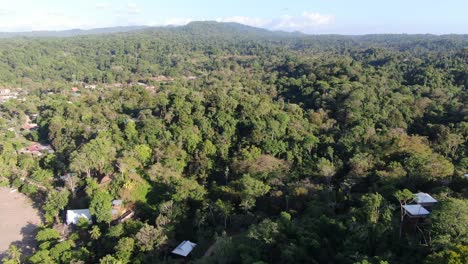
top-left (0, 22), bottom-right (466, 263)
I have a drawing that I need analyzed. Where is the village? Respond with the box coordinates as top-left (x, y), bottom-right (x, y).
top-left (0, 81), bottom-right (204, 259)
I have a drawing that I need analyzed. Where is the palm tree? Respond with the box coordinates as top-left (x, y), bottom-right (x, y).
top-left (3, 245), bottom-right (22, 264)
top-left (89, 225), bottom-right (102, 240)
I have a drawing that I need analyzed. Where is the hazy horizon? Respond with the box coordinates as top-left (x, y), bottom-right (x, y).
top-left (0, 0), bottom-right (467, 35)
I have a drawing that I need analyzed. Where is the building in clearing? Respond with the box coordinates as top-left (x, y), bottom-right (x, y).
top-left (66, 209), bottom-right (92, 225)
top-left (403, 204), bottom-right (430, 218)
top-left (172, 240), bottom-right (197, 257)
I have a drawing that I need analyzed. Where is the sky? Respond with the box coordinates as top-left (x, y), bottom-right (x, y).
top-left (0, 0), bottom-right (467, 34)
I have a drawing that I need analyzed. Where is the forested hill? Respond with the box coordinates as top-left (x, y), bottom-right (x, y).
top-left (0, 21), bottom-right (467, 264)
top-left (0, 21), bottom-right (467, 88)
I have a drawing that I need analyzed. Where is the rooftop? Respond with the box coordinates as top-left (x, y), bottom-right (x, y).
top-left (172, 240), bottom-right (197, 257)
top-left (414, 192), bottom-right (437, 204)
top-left (66, 209), bottom-right (92, 225)
top-left (403, 204), bottom-right (430, 217)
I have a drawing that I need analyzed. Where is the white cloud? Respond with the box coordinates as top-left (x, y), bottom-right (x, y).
top-left (96, 3), bottom-right (112, 10)
top-left (215, 16), bottom-right (271, 28)
top-left (0, 8), bottom-right (334, 33)
top-left (214, 12), bottom-right (335, 33)
top-left (302, 12), bottom-right (335, 25)
top-left (127, 3), bottom-right (141, 15)
top-left (159, 12), bottom-right (335, 33)
top-left (0, 9), bottom-right (14, 16)
top-left (47, 10), bottom-right (65, 16)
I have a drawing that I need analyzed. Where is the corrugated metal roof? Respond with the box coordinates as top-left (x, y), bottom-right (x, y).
top-left (414, 192), bottom-right (437, 204)
top-left (403, 204), bottom-right (430, 216)
top-left (66, 209), bottom-right (92, 225)
top-left (172, 240), bottom-right (197, 257)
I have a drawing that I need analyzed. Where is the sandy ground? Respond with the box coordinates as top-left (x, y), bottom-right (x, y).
top-left (0, 187), bottom-right (42, 258)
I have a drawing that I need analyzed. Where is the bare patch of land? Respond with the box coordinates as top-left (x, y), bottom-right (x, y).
top-left (0, 187), bottom-right (42, 258)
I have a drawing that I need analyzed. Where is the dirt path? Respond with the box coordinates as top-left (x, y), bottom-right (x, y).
top-left (0, 187), bottom-right (42, 259)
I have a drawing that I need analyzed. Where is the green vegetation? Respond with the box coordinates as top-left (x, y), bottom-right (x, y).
top-left (0, 22), bottom-right (466, 263)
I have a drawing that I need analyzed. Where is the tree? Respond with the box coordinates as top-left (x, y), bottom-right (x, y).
top-left (135, 224), bottom-right (167, 252)
top-left (89, 190), bottom-right (113, 224)
top-left (99, 255), bottom-right (122, 264)
top-left (233, 174), bottom-right (271, 210)
top-left (171, 177), bottom-right (207, 202)
top-left (350, 193), bottom-right (393, 256)
top-left (207, 235), bottom-right (240, 264)
top-left (49, 240), bottom-right (73, 262)
top-left (70, 132), bottom-right (116, 177)
top-left (134, 144), bottom-right (152, 165)
top-left (36, 228), bottom-right (61, 242)
top-left (43, 190), bottom-right (70, 224)
top-left (89, 225), bottom-right (102, 240)
top-left (394, 189), bottom-right (414, 238)
top-left (124, 120), bottom-right (138, 146)
top-left (62, 173), bottom-right (81, 198)
top-left (429, 198), bottom-right (468, 250)
top-left (214, 199), bottom-right (234, 229)
top-left (316, 157), bottom-right (336, 184)
top-left (77, 216), bottom-right (91, 230)
top-left (405, 153), bottom-right (454, 182)
top-left (247, 219), bottom-right (279, 245)
top-left (425, 245), bottom-right (468, 264)
top-left (29, 250), bottom-right (54, 264)
top-left (115, 237), bottom-right (135, 263)
top-left (1, 245), bottom-right (22, 264)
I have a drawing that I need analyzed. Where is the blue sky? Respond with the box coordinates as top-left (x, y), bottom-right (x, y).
top-left (0, 0), bottom-right (467, 34)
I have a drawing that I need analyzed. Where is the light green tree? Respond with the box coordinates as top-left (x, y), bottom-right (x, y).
top-left (89, 225), bottom-right (102, 240)
top-left (89, 190), bottom-right (113, 224)
top-left (42, 189), bottom-right (69, 224)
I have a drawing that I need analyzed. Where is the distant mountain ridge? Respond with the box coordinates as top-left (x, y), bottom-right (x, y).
top-left (0, 22), bottom-right (305, 39)
top-left (0, 21), bottom-right (467, 39)
top-left (0, 26), bottom-right (149, 38)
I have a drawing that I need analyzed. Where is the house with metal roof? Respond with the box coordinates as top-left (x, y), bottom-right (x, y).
top-left (414, 192), bottom-right (438, 211)
top-left (414, 192), bottom-right (437, 204)
top-left (66, 209), bottom-right (92, 225)
top-left (403, 204), bottom-right (430, 218)
top-left (172, 240), bottom-right (197, 257)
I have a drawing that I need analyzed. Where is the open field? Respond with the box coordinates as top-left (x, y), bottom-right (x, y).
top-left (0, 187), bottom-right (41, 258)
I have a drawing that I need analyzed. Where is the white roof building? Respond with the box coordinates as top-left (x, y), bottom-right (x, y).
top-left (171, 240), bottom-right (197, 257)
top-left (66, 209), bottom-right (92, 225)
top-left (403, 204), bottom-right (430, 217)
top-left (414, 192), bottom-right (437, 204)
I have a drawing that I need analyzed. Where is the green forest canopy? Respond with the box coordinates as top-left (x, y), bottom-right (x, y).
top-left (0, 22), bottom-right (467, 264)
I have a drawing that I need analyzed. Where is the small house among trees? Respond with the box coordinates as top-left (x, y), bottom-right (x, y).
top-left (403, 204), bottom-right (430, 218)
top-left (66, 209), bottom-right (92, 225)
top-left (413, 192), bottom-right (438, 211)
top-left (171, 240), bottom-right (197, 257)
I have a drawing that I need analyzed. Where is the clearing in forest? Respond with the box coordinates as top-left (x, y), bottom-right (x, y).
top-left (0, 187), bottom-right (42, 258)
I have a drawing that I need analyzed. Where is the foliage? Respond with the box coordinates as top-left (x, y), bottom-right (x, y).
top-left (429, 198), bottom-right (468, 250)
top-left (0, 22), bottom-right (465, 263)
top-left (89, 189), bottom-right (113, 224)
